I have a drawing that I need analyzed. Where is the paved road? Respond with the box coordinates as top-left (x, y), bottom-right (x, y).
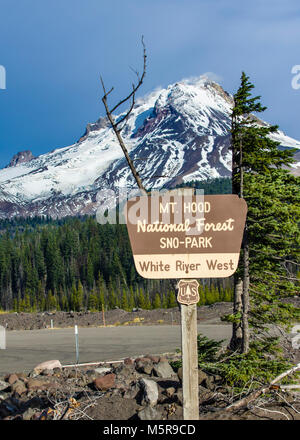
top-left (0, 324), bottom-right (232, 375)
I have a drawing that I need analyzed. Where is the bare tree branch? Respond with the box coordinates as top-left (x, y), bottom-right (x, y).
top-left (100, 37), bottom-right (147, 194)
top-left (109, 36), bottom-right (146, 114)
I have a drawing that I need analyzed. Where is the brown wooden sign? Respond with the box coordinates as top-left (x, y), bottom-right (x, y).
top-left (124, 193), bottom-right (247, 279)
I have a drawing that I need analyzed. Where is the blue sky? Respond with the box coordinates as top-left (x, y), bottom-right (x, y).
top-left (0, 0), bottom-right (300, 168)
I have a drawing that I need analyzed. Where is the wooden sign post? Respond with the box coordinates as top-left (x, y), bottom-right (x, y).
top-left (124, 190), bottom-right (247, 420)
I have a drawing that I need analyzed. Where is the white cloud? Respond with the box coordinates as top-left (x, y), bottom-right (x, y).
top-left (180, 72), bottom-right (223, 86)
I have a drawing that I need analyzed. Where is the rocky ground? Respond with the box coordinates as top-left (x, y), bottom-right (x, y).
top-left (0, 302), bottom-right (234, 331)
top-left (0, 298), bottom-right (299, 421)
top-left (0, 354), bottom-right (300, 421)
top-left (1, 298), bottom-right (298, 331)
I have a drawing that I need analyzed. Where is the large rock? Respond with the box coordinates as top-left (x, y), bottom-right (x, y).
top-left (138, 406), bottom-right (159, 420)
top-left (94, 367), bottom-right (112, 375)
top-left (123, 382), bottom-right (140, 400)
top-left (0, 380), bottom-right (9, 392)
top-left (27, 378), bottom-right (58, 392)
top-left (203, 375), bottom-right (215, 390)
top-left (11, 380), bottom-right (27, 395)
top-left (174, 389), bottom-right (183, 405)
top-left (165, 387), bottom-right (176, 398)
top-left (139, 378), bottom-right (158, 407)
top-left (22, 407), bottom-right (37, 420)
top-left (93, 373), bottom-right (116, 391)
top-left (7, 374), bottom-right (19, 385)
top-left (136, 361), bottom-right (153, 375)
top-left (198, 385), bottom-right (214, 404)
top-left (34, 360), bottom-right (62, 374)
top-left (198, 370), bottom-right (209, 385)
top-left (135, 357), bottom-right (151, 364)
top-left (153, 361), bottom-right (176, 378)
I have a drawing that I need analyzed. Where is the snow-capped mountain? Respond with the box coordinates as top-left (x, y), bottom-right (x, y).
top-left (0, 76), bottom-right (299, 219)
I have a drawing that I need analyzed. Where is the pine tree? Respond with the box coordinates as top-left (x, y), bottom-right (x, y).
top-left (153, 293), bottom-right (161, 309)
top-left (128, 286), bottom-right (135, 311)
top-left (228, 72), bottom-right (300, 354)
top-left (138, 289), bottom-right (146, 309)
top-left (88, 290), bottom-right (98, 311)
top-left (121, 289), bottom-right (129, 311)
top-left (144, 292), bottom-right (152, 310)
top-left (167, 291), bottom-right (177, 308)
top-left (77, 281), bottom-right (84, 311)
top-left (162, 292), bottom-right (168, 309)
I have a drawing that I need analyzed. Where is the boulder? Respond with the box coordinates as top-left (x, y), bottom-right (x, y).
top-left (136, 357), bottom-right (152, 363)
top-left (11, 380), bottom-right (27, 396)
top-left (94, 367), bottom-right (112, 375)
top-left (147, 356), bottom-right (160, 364)
top-left (26, 378), bottom-right (58, 392)
top-left (203, 375), bottom-right (215, 390)
top-left (34, 360), bottom-right (62, 374)
top-left (139, 378), bottom-right (158, 407)
top-left (22, 407), bottom-right (37, 420)
top-left (93, 373), bottom-right (116, 391)
top-left (198, 370), bottom-right (209, 385)
top-left (135, 361), bottom-right (153, 375)
top-left (174, 389), bottom-right (183, 405)
top-left (198, 385), bottom-right (214, 404)
top-left (123, 382), bottom-right (140, 400)
top-left (165, 387), bottom-right (176, 398)
top-left (16, 373), bottom-right (27, 381)
top-left (135, 360), bottom-right (153, 374)
top-left (138, 405), bottom-right (159, 420)
top-left (7, 374), bottom-right (19, 385)
top-left (0, 379), bottom-right (9, 392)
top-left (177, 367), bottom-right (182, 381)
top-left (153, 361), bottom-right (176, 378)
top-left (123, 358), bottom-right (134, 365)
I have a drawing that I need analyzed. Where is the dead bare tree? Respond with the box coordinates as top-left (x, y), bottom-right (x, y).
top-left (100, 37), bottom-right (147, 194)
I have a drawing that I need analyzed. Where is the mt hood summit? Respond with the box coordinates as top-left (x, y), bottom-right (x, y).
top-left (0, 76), bottom-right (299, 219)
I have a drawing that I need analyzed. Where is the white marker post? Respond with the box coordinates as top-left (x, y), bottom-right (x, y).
top-left (50, 319), bottom-right (53, 329)
top-left (0, 325), bottom-right (6, 350)
top-left (74, 325), bottom-right (79, 364)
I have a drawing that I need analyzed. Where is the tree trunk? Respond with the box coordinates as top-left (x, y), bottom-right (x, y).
top-left (229, 274), bottom-right (243, 351)
top-left (106, 112), bottom-right (147, 194)
top-left (242, 229), bottom-right (250, 353)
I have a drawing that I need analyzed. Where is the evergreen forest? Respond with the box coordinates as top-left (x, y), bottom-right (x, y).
top-left (0, 178), bottom-right (233, 312)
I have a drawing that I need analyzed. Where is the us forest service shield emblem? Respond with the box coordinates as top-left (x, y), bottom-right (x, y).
top-left (177, 279), bottom-right (200, 305)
